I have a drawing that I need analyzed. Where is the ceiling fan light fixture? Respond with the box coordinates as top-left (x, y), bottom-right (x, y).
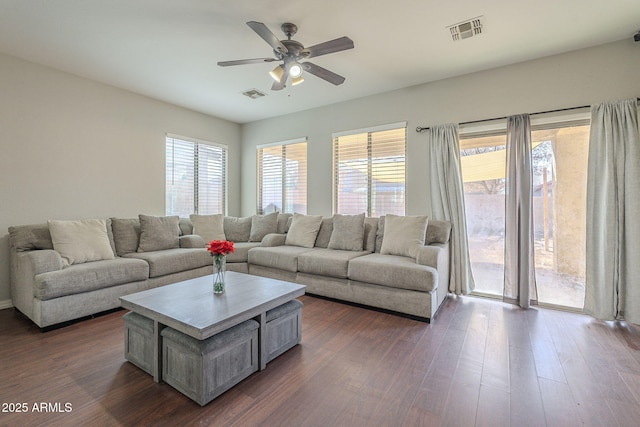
top-left (269, 65), bottom-right (285, 82)
top-left (289, 62), bottom-right (303, 78)
top-left (291, 76), bottom-right (304, 86)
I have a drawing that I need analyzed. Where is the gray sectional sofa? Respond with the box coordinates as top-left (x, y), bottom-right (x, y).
top-left (8, 212), bottom-right (451, 329)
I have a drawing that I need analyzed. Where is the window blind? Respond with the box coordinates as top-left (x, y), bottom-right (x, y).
top-left (333, 126), bottom-right (406, 217)
top-left (257, 141), bottom-right (307, 214)
top-left (166, 135), bottom-right (227, 216)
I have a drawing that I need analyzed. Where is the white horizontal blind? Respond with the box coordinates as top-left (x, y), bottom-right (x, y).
top-left (257, 141), bottom-right (307, 214)
top-left (166, 135), bottom-right (226, 216)
top-left (333, 126), bottom-right (406, 217)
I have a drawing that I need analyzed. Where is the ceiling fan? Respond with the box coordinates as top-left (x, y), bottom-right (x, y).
top-left (218, 21), bottom-right (354, 91)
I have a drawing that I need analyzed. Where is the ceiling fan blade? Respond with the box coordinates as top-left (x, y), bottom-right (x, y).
top-left (246, 21), bottom-right (288, 55)
top-left (217, 57), bottom-right (277, 67)
top-left (302, 62), bottom-right (346, 85)
top-left (271, 65), bottom-right (288, 91)
top-left (304, 36), bottom-right (354, 58)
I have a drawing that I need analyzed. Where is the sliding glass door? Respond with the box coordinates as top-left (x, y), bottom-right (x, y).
top-left (460, 122), bottom-right (588, 310)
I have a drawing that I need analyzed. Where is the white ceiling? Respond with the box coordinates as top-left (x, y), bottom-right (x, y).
top-left (1, 0), bottom-right (639, 124)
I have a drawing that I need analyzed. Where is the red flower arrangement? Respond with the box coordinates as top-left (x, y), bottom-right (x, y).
top-left (206, 240), bottom-right (235, 256)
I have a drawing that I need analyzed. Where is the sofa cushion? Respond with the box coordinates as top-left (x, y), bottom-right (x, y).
top-left (277, 213), bottom-right (292, 234)
top-left (348, 253), bottom-right (437, 292)
top-left (224, 216), bottom-right (252, 242)
top-left (190, 214), bottom-right (225, 242)
top-left (426, 219), bottom-right (452, 244)
top-left (8, 223), bottom-right (54, 251)
top-left (285, 213), bottom-right (323, 248)
top-left (313, 217), bottom-right (333, 248)
top-left (380, 214), bottom-right (428, 259)
top-left (328, 213), bottom-right (365, 251)
top-left (298, 248), bottom-right (369, 279)
top-left (226, 241), bottom-right (261, 263)
top-left (248, 246), bottom-right (317, 273)
top-left (34, 258), bottom-right (149, 300)
top-left (363, 217), bottom-right (378, 253)
top-left (48, 219), bottom-right (115, 266)
top-left (125, 248), bottom-right (211, 278)
top-left (111, 218), bottom-right (141, 256)
top-left (137, 215), bottom-right (180, 252)
top-left (249, 212), bottom-right (278, 242)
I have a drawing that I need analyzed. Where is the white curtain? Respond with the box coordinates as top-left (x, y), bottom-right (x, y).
top-left (428, 124), bottom-right (475, 295)
top-left (504, 114), bottom-right (537, 308)
top-left (584, 99), bottom-right (640, 323)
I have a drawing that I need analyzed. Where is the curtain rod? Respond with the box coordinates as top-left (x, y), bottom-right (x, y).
top-left (415, 98), bottom-right (640, 133)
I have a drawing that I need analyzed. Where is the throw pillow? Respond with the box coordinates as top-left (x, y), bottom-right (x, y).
top-left (328, 213), bottom-right (365, 251)
top-left (285, 213), bottom-right (323, 248)
top-left (111, 218), bottom-right (141, 256)
top-left (249, 212), bottom-right (278, 242)
top-left (190, 214), bottom-right (225, 243)
top-left (380, 214), bottom-right (428, 259)
top-left (137, 214), bottom-right (180, 252)
top-left (223, 216), bottom-right (252, 242)
top-left (48, 219), bottom-right (115, 265)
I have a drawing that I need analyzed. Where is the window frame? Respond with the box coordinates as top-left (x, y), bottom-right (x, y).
top-left (165, 133), bottom-right (228, 217)
top-left (256, 137), bottom-right (308, 215)
top-left (332, 121), bottom-right (407, 217)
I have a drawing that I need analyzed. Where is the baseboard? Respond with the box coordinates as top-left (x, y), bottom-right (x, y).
top-left (0, 299), bottom-right (14, 310)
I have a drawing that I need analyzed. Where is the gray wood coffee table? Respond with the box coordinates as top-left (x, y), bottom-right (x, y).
top-left (119, 271), bottom-right (305, 383)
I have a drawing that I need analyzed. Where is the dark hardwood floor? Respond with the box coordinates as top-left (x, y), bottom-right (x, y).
top-left (2, 295), bottom-right (640, 426)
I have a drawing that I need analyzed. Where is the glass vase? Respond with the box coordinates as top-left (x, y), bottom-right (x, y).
top-left (213, 255), bottom-right (226, 294)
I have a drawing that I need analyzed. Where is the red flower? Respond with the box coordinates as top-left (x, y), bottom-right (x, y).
top-left (206, 240), bottom-right (235, 256)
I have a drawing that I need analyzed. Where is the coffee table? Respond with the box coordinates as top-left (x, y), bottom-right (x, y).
top-left (119, 271), bottom-right (305, 383)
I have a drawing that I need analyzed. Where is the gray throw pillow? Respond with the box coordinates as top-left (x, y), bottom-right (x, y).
top-left (111, 218), bottom-right (141, 256)
top-left (328, 213), bottom-right (365, 251)
top-left (249, 212), bottom-right (278, 242)
top-left (313, 217), bottom-right (333, 248)
top-left (190, 214), bottom-right (225, 243)
top-left (285, 213), bottom-right (323, 248)
top-left (137, 215), bottom-right (180, 252)
top-left (380, 214), bottom-right (428, 259)
top-left (223, 216), bottom-right (252, 242)
top-left (426, 219), bottom-right (452, 244)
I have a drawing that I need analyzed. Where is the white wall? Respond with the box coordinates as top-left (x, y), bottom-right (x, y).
top-left (241, 39), bottom-right (640, 216)
top-left (0, 53), bottom-right (241, 305)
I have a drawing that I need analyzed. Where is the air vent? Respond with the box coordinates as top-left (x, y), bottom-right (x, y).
top-left (242, 89), bottom-right (266, 99)
top-left (448, 16), bottom-right (483, 41)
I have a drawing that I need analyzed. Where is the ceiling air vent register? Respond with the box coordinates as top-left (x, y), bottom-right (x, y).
top-left (448, 16), bottom-right (484, 41)
top-left (242, 89), bottom-right (266, 99)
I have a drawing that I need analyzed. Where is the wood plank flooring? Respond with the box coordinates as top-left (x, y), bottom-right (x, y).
top-left (2, 295), bottom-right (640, 426)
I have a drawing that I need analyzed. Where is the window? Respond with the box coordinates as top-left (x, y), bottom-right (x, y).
top-left (333, 122), bottom-right (406, 217)
top-left (257, 139), bottom-right (307, 214)
top-left (165, 134), bottom-right (227, 216)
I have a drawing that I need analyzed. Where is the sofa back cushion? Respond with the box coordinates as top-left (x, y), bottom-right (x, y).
top-left (313, 217), bottom-right (333, 248)
top-left (111, 218), bottom-right (141, 256)
top-left (426, 219), bottom-right (452, 244)
top-left (190, 214), bottom-right (225, 242)
top-left (285, 213), bottom-right (323, 248)
top-left (224, 216), bottom-right (252, 242)
top-left (249, 212), bottom-right (278, 242)
top-left (8, 223), bottom-right (54, 251)
top-left (363, 217), bottom-right (378, 253)
top-left (328, 213), bottom-right (365, 251)
top-left (48, 219), bottom-right (115, 265)
top-left (137, 215), bottom-right (180, 252)
top-left (277, 213), bottom-right (292, 234)
top-left (380, 214), bottom-right (428, 259)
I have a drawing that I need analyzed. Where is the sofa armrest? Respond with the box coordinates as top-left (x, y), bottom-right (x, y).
top-left (16, 249), bottom-right (64, 276)
top-left (179, 235), bottom-right (205, 248)
top-left (415, 245), bottom-right (443, 269)
top-left (261, 233), bottom-right (286, 247)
